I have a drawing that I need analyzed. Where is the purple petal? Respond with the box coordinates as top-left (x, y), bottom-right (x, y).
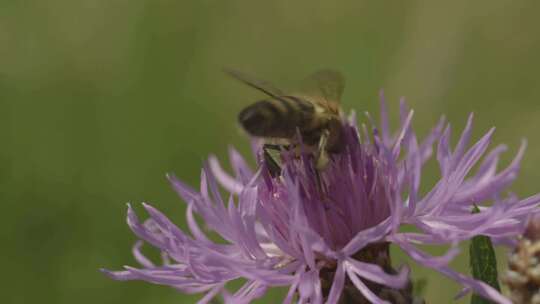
top-left (342, 218), bottom-right (392, 256)
top-left (392, 238), bottom-right (511, 304)
top-left (379, 90), bottom-right (391, 147)
top-left (167, 174), bottom-right (199, 204)
top-left (208, 155), bottom-right (244, 194)
top-left (325, 261), bottom-right (345, 304)
top-left (100, 268), bottom-right (138, 281)
top-left (186, 203), bottom-right (212, 244)
top-left (419, 116), bottom-right (446, 163)
top-left (132, 241), bottom-right (154, 268)
top-left (197, 284), bottom-right (224, 304)
top-left (391, 110), bottom-right (414, 159)
top-left (345, 258), bottom-right (409, 289)
top-left (297, 269), bottom-right (322, 304)
top-left (283, 268), bottom-right (303, 304)
top-left (453, 140), bottom-right (526, 206)
top-left (228, 146), bottom-right (254, 184)
top-left (452, 113), bottom-right (474, 168)
top-left (346, 266), bottom-right (391, 304)
top-left (390, 234), bottom-right (460, 267)
top-left (224, 280), bottom-right (267, 304)
top-left (436, 125), bottom-right (452, 177)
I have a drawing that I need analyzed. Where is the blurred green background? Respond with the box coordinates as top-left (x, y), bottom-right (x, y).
top-left (2, 1), bottom-right (540, 303)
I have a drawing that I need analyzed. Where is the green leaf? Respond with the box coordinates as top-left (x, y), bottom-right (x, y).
top-left (412, 277), bottom-right (428, 297)
top-left (209, 298), bottom-right (223, 304)
top-left (469, 205), bottom-right (501, 304)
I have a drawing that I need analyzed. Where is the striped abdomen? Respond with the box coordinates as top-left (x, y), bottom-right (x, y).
top-left (238, 95), bottom-right (316, 139)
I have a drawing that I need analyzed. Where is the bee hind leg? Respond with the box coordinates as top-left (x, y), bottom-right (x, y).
top-left (315, 130), bottom-right (330, 170)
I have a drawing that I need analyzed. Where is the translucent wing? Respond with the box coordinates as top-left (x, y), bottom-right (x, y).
top-left (300, 69), bottom-right (345, 103)
top-left (223, 68), bottom-right (285, 98)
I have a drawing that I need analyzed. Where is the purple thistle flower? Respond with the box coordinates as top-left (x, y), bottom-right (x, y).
top-left (102, 93), bottom-right (540, 304)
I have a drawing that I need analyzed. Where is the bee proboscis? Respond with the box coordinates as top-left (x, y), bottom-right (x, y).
top-left (225, 68), bottom-right (346, 174)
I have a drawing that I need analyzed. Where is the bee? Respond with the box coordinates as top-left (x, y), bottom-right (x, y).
top-left (224, 68), bottom-right (346, 174)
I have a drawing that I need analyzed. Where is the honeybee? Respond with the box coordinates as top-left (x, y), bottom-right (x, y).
top-left (224, 68), bottom-right (346, 174)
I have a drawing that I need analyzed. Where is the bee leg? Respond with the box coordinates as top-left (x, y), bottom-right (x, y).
top-left (313, 131), bottom-right (331, 198)
top-left (263, 144), bottom-right (282, 177)
top-left (315, 130), bottom-right (331, 170)
top-left (313, 166), bottom-right (326, 199)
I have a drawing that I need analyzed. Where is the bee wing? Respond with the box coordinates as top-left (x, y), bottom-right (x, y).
top-left (300, 69), bottom-right (345, 104)
top-left (223, 68), bottom-right (285, 98)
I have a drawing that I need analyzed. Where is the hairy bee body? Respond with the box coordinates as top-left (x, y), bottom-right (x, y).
top-left (239, 96), bottom-right (313, 138)
top-left (226, 68), bottom-right (346, 170)
top-left (239, 94), bottom-right (344, 152)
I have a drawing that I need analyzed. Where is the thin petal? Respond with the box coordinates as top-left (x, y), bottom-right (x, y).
top-left (325, 261), bottom-right (345, 304)
top-left (132, 241), bottom-right (154, 268)
top-left (452, 113), bottom-right (474, 168)
top-left (345, 258), bottom-right (409, 289)
top-left (167, 173), bottom-right (199, 204)
top-left (346, 266), bottom-right (390, 304)
top-left (343, 218), bottom-right (392, 256)
top-left (393, 239), bottom-right (511, 304)
top-left (209, 155), bottom-right (244, 194)
top-left (197, 284), bottom-right (224, 304)
top-left (390, 234), bottom-right (460, 267)
top-left (229, 146), bottom-right (254, 184)
top-left (283, 268), bottom-right (304, 304)
top-left (379, 90), bottom-right (391, 146)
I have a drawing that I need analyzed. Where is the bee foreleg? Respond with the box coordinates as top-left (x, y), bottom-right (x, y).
top-left (263, 144), bottom-right (283, 177)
